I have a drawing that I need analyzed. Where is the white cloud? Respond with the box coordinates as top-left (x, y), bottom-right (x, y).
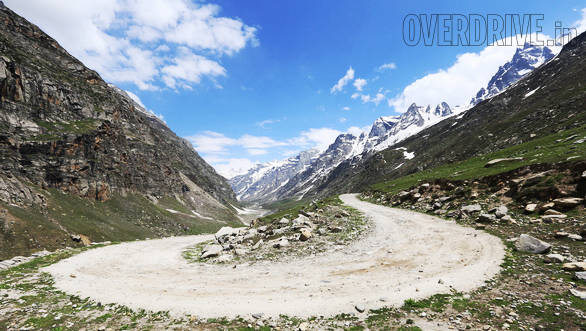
top-left (256, 119), bottom-right (280, 128)
top-left (186, 131), bottom-right (237, 153)
top-left (353, 78), bottom-right (367, 91)
top-left (388, 34), bottom-right (558, 112)
top-left (339, 117), bottom-right (347, 123)
top-left (161, 48), bottom-right (226, 89)
top-left (289, 128), bottom-right (342, 151)
top-left (378, 62), bottom-right (397, 71)
top-left (247, 149), bottom-right (267, 156)
top-left (343, 106), bottom-right (351, 111)
top-left (356, 92), bottom-right (385, 105)
top-left (330, 67), bottom-right (355, 93)
top-left (205, 157), bottom-right (256, 178)
top-left (4, 0), bottom-right (258, 90)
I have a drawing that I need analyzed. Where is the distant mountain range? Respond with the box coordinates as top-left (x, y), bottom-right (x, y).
top-left (230, 43), bottom-right (557, 203)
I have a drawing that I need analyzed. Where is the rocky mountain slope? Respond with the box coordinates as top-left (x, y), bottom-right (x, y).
top-left (231, 101), bottom-right (459, 203)
top-left (470, 43), bottom-right (555, 105)
top-left (313, 31), bottom-right (586, 198)
top-left (0, 3), bottom-right (240, 259)
top-left (230, 149), bottom-right (319, 201)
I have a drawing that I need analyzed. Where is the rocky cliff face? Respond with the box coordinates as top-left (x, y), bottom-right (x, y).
top-left (0, 3), bottom-right (239, 258)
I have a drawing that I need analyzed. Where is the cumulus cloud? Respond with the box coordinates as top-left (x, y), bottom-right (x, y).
top-left (330, 67), bottom-right (355, 93)
top-left (353, 78), bottom-right (367, 91)
top-left (204, 156), bottom-right (257, 178)
top-left (342, 106), bottom-right (350, 111)
top-left (4, 0), bottom-right (258, 90)
top-left (378, 62), bottom-right (397, 71)
top-left (339, 117), bottom-right (347, 123)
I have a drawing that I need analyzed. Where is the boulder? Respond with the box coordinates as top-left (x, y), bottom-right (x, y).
top-left (215, 226), bottom-right (239, 244)
top-left (515, 234), bottom-right (551, 254)
top-left (328, 226), bottom-right (342, 233)
top-left (543, 254), bottom-right (565, 263)
top-left (201, 244), bottom-right (223, 259)
top-left (574, 271), bottom-right (586, 281)
top-left (299, 228), bottom-right (312, 241)
top-left (553, 197), bottom-right (584, 210)
top-left (252, 239), bottom-right (264, 250)
top-left (398, 191), bottom-right (410, 201)
top-left (562, 262), bottom-right (586, 271)
top-left (541, 214), bottom-right (567, 223)
top-left (568, 233), bottom-right (583, 241)
top-left (539, 202), bottom-right (555, 212)
top-left (461, 204), bottom-right (482, 213)
top-left (234, 248), bottom-right (248, 256)
top-left (484, 157), bottom-right (523, 167)
top-left (478, 213), bottom-right (496, 223)
top-left (278, 217), bottom-right (290, 225)
top-left (495, 205), bottom-right (508, 218)
top-left (273, 238), bottom-right (290, 249)
top-left (500, 215), bottom-right (514, 223)
top-left (524, 203), bottom-right (538, 213)
top-left (544, 209), bottom-right (563, 216)
top-left (569, 289), bottom-right (586, 300)
top-left (554, 231), bottom-right (569, 238)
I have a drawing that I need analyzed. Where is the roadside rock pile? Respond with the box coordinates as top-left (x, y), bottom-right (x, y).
top-left (189, 204), bottom-right (371, 264)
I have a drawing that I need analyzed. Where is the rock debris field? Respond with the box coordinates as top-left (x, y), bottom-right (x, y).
top-left (43, 194), bottom-right (505, 318)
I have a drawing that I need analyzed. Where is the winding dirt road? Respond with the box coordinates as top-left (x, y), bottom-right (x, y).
top-left (43, 194), bottom-right (505, 318)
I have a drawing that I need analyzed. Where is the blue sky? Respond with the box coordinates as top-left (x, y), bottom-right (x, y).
top-left (6, 0), bottom-right (586, 177)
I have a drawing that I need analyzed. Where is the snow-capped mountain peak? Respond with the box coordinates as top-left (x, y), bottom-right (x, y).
top-left (470, 43), bottom-right (555, 106)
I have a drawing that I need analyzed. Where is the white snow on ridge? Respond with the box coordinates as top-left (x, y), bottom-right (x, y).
top-left (524, 87), bottom-right (539, 99)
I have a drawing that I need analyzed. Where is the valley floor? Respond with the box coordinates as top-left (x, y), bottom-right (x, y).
top-left (41, 194), bottom-right (504, 320)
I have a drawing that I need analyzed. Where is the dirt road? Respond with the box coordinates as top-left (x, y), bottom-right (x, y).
top-left (43, 194), bottom-right (505, 318)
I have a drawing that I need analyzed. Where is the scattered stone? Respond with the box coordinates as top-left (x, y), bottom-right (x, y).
top-left (355, 304), bottom-right (365, 313)
top-left (554, 232), bottom-right (569, 238)
top-left (273, 238), bottom-right (290, 249)
top-left (70, 234), bottom-right (81, 242)
top-left (461, 204), bottom-right (482, 213)
top-left (298, 322), bottom-right (309, 331)
top-left (569, 289), bottom-right (586, 300)
top-left (252, 239), bottom-right (264, 250)
top-left (563, 262), bottom-right (586, 271)
top-left (484, 157), bottom-right (523, 167)
top-left (234, 248), bottom-right (247, 256)
top-left (328, 226), bottom-right (342, 233)
top-left (543, 254), bottom-right (565, 263)
top-left (574, 271), bottom-right (586, 281)
top-left (544, 209), bottom-right (563, 216)
top-left (541, 214), bottom-right (567, 222)
top-left (568, 234), bottom-right (584, 241)
top-left (215, 227), bottom-right (239, 244)
top-left (252, 313), bottom-right (264, 319)
top-left (475, 223), bottom-right (486, 230)
top-left (299, 228), bottom-right (312, 241)
top-left (515, 234), bottom-right (551, 254)
top-left (495, 205), bottom-right (508, 218)
top-left (524, 203), bottom-right (538, 213)
top-left (553, 197), bottom-right (584, 210)
top-left (539, 202), bottom-right (555, 212)
top-left (278, 217), bottom-right (290, 225)
top-left (478, 213), bottom-right (496, 223)
top-left (201, 244), bottom-right (223, 259)
top-left (500, 215), bottom-right (514, 223)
